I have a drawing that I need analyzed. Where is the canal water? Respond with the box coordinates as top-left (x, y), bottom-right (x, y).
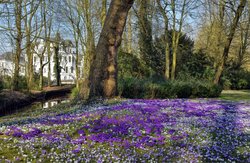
top-left (0, 94), bottom-right (71, 116)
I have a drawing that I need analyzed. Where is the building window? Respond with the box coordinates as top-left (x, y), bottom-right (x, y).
top-left (66, 67), bottom-right (68, 73)
top-left (34, 57), bottom-right (37, 62)
top-left (69, 56), bottom-right (71, 62)
top-left (64, 56), bottom-right (67, 62)
top-left (71, 67), bottom-right (73, 73)
top-left (44, 68), bottom-right (46, 73)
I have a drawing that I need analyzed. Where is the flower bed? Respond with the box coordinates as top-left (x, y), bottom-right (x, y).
top-left (0, 99), bottom-right (249, 162)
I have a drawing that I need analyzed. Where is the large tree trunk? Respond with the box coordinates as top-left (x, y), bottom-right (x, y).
top-left (12, 0), bottom-right (22, 91)
top-left (89, 0), bottom-right (134, 98)
top-left (214, 0), bottom-right (247, 84)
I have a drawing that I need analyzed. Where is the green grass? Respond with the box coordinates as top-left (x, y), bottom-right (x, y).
top-left (219, 90), bottom-right (250, 101)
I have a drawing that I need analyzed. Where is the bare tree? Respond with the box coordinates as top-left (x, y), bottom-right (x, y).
top-left (35, 0), bottom-right (53, 90)
top-left (63, 0), bottom-right (84, 88)
top-left (157, 0), bottom-right (170, 79)
top-left (214, 0), bottom-right (247, 84)
top-left (12, 0), bottom-right (23, 90)
top-left (236, 2), bottom-right (250, 68)
top-left (24, 0), bottom-right (41, 90)
top-left (170, 0), bottom-right (187, 80)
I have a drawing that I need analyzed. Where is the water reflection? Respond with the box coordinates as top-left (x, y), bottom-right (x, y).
top-left (0, 95), bottom-right (70, 116)
top-left (42, 98), bottom-right (70, 109)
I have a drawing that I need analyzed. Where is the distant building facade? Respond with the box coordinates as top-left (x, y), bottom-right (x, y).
top-left (0, 38), bottom-right (82, 85)
top-left (0, 52), bottom-right (25, 77)
top-left (33, 39), bottom-right (80, 84)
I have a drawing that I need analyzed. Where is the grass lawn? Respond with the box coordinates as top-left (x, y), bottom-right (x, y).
top-left (0, 92), bottom-right (249, 162)
top-left (220, 90), bottom-right (250, 101)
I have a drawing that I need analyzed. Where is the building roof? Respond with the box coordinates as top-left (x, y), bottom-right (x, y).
top-left (0, 52), bottom-right (14, 61)
top-left (0, 52), bottom-right (25, 63)
top-left (61, 40), bottom-right (74, 47)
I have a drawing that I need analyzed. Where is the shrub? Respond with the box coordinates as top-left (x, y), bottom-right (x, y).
top-left (144, 83), bottom-right (158, 98)
top-left (0, 77), bottom-right (3, 91)
top-left (222, 78), bottom-right (232, 90)
top-left (118, 51), bottom-right (150, 78)
top-left (17, 76), bottom-right (28, 90)
top-left (208, 84), bottom-right (223, 97)
top-left (237, 79), bottom-right (248, 89)
top-left (118, 77), bottom-right (222, 99)
top-left (223, 65), bottom-right (250, 90)
top-left (175, 82), bottom-right (193, 98)
top-left (71, 87), bottom-right (80, 99)
top-left (193, 82), bottom-right (221, 98)
top-left (118, 77), bottom-right (145, 98)
top-left (2, 76), bottom-right (12, 89)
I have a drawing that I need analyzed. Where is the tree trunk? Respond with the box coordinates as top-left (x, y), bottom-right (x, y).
top-left (81, 0), bottom-right (96, 99)
top-left (214, 0), bottom-right (225, 68)
top-left (164, 39), bottom-right (170, 79)
top-left (73, 29), bottom-right (80, 88)
top-left (127, 11), bottom-right (132, 53)
top-left (237, 7), bottom-right (250, 69)
top-left (214, 0), bottom-right (247, 84)
top-left (39, 57), bottom-right (43, 90)
top-left (54, 33), bottom-right (61, 86)
top-left (75, 39), bottom-right (79, 88)
top-left (101, 0), bottom-right (107, 26)
top-left (170, 0), bottom-right (186, 80)
top-left (138, 0), bottom-right (154, 74)
top-left (24, 0), bottom-right (39, 90)
top-left (25, 8), bottom-right (33, 90)
top-left (27, 49), bottom-right (33, 89)
top-left (157, 0), bottom-right (170, 79)
top-left (26, 34), bottom-right (34, 90)
top-left (46, 39), bottom-right (51, 87)
top-left (12, 0), bottom-right (22, 91)
top-left (89, 0), bottom-right (135, 98)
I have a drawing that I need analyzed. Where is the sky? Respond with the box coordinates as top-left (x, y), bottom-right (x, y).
top-left (0, 0), bottom-right (204, 55)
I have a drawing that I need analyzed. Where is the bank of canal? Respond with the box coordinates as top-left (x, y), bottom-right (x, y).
top-left (0, 85), bottom-right (73, 116)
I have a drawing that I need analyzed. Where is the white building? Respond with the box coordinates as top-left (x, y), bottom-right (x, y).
top-left (0, 38), bottom-right (82, 85)
top-left (0, 52), bottom-right (25, 77)
top-left (33, 39), bottom-right (81, 84)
